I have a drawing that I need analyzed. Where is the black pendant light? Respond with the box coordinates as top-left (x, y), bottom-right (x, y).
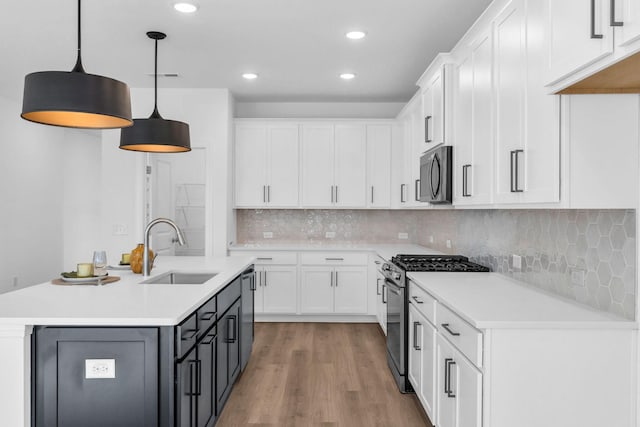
top-left (21, 0), bottom-right (132, 129)
top-left (119, 31), bottom-right (191, 153)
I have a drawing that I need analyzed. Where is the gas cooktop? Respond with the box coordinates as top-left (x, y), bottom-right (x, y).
top-left (391, 254), bottom-right (490, 272)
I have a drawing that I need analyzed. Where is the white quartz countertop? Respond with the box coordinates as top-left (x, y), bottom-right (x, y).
top-left (0, 256), bottom-right (255, 326)
top-left (408, 272), bottom-right (637, 329)
top-left (229, 243), bottom-right (441, 261)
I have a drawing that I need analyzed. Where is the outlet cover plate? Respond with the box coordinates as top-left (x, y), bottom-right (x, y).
top-left (85, 359), bottom-right (115, 379)
top-left (512, 254), bottom-right (522, 270)
top-left (263, 231), bottom-right (273, 239)
top-left (398, 232), bottom-right (409, 240)
top-left (325, 231), bottom-right (336, 238)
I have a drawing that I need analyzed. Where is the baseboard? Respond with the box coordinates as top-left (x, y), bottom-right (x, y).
top-left (255, 314), bottom-right (378, 323)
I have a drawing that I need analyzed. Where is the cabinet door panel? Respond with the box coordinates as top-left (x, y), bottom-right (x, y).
top-left (268, 125), bottom-right (299, 207)
top-left (235, 125), bottom-right (268, 206)
top-left (431, 72), bottom-right (444, 145)
top-left (301, 124), bottom-right (334, 206)
top-left (437, 335), bottom-right (457, 427)
top-left (547, 0), bottom-right (613, 84)
top-left (178, 350), bottom-right (198, 427)
top-left (228, 300), bottom-right (242, 384)
top-left (421, 318), bottom-right (437, 421)
top-left (254, 270), bottom-right (265, 313)
top-left (456, 348), bottom-right (482, 427)
top-left (494, 0), bottom-right (525, 204)
top-left (408, 306), bottom-right (423, 396)
top-left (453, 52), bottom-right (473, 204)
top-left (262, 266), bottom-right (298, 314)
top-left (334, 125), bottom-right (367, 207)
top-left (366, 125), bottom-right (392, 208)
top-left (197, 331), bottom-right (217, 427)
top-left (333, 267), bottom-right (368, 314)
top-left (300, 268), bottom-right (334, 313)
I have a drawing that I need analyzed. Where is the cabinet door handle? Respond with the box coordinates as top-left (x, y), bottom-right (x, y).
top-left (371, 186), bottom-right (374, 204)
top-left (250, 274), bottom-right (256, 291)
top-left (325, 257), bottom-right (344, 261)
top-left (610, 0), bottom-right (623, 26)
top-left (201, 331), bottom-right (216, 345)
top-left (187, 360), bottom-right (197, 396)
top-left (181, 329), bottom-right (197, 340)
top-left (400, 183), bottom-right (407, 203)
top-left (591, 0), bottom-right (604, 38)
top-left (425, 115), bottom-right (432, 143)
top-left (413, 321), bottom-right (421, 350)
top-left (195, 360), bottom-right (202, 396)
top-left (257, 257), bottom-right (273, 260)
top-left (226, 315), bottom-right (237, 343)
top-left (382, 285), bottom-right (387, 303)
top-left (200, 311), bottom-right (216, 321)
top-left (335, 271), bottom-right (338, 287)
top-left (441, 323), bottom-right (461, 336)
top-left (263, 270), bottom-right (267, 287)
top-left (510, 150), bottom-right (524, 193)
top-left (462, 164), bottom-right (471, 197)
top-left (412, 296), bottom-right (424, 304)
top-left (335, 186), bottom-right (338, 203)
top-left (263, 185), bottom-right (266, 203)
top-left (445, 358), bottom-right (456, 398)
top-left (267, 185), bottom-right (271, 203)
top-left (414, 179), bottom-right (420, 201)
top-left (377, 278), bottom-right (381, 295)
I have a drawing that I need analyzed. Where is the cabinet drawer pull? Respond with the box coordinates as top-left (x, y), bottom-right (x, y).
top-left (201, 332), bottom-right (216, 345)
top-left (413, 321), bottom-right (421, 350)
top-left (200, 311), bottom-right (216, 321)
top-left (445, 358), bottom-right (456, 398)
top-left (412, 296), bottom-right (424, 304)
top-left (181, 329), bottom-right (197, 340)
top-left (441, 323), bottom-right (461, 336)
top-left (610, 0), bottom-right (623, 26)
top-left (591, 0), bottom-right (604, 38)
top-left (257, 257), bottom-right (273, 260)
top-left (325, 257), bottom-right (344, 261)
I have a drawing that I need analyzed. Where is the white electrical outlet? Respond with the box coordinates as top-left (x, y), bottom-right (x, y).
top-left (446, 239), bottom-right (452, 248)
top-left (112, 224), bottom-right (128, 236)
top-left (398, 232), bottom-right (409, 240)
top-left (512, 254), bottom-right (522, 270)
top-left (263, 231), bottom-right (273, 239)
top-left (85, 359), bottom-right (116, 379)
top-left (429, 236), bottom-right (434, 243)
top-left (325, 231), bottom-right (336, 238)
top-left (571, 269), bottom-right (585, 286)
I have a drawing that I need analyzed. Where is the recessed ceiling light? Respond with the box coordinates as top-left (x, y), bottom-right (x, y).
top-left (242, 73), bottom-right (258, 80)
top-left (346, 31), bottom-right (366, 40)
top-left (340, 73), bottom-right (356, 80)
top-left (174, 2), bottom-right (198, 13)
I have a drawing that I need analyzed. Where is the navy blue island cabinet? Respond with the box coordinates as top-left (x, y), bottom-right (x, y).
top-left (32, 267), bottom-right (255, 427)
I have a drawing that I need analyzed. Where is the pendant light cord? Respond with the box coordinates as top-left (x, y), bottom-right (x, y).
top-left (72, 0), bottom-right (85, 72)
top-left (151, 37), bottom-right (161, 118)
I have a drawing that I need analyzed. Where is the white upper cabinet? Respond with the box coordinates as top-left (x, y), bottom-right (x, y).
top-left (494, 0), bottom-right (560, 204)
top-left (419, 62), bottom-right (452, 151)
top-left (546, 0), bottom-right (640, 91)
top-left (452, 28), bottom-right (494, 206)
top-left (334, 124), bottom-right (367, 207)
top-left (366, 124), bottom-right (392, 208)
top-left (235, 122), bottom-right (299, 207)
top-left (547, 0), bottom-right (614, 85)
top-left (301, 124), bottom-right (335, 207)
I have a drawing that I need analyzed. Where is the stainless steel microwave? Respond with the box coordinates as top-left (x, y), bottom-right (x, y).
top-left (419, 145), bottom-right (452, 204)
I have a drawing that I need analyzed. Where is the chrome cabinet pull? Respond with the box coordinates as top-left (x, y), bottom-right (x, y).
top-left (510, 150), bottom-right (524, 193)
top-left (225, 315), bottom-right (237, 343)
top-left (400, 183), bottom-right (407, 203)
top-left (412, 296), bottom-right (424, 304)
top-left (425, 115), bottom-right (432, 143)
top-left (330, 186), bottom-right (334, 203)
top-left (462, 164), bottom-right (472, 197)
top-left (610, 0), bottom-right (623, 26)
top-left (335, 186), bottom-right (338, 203)
top-left (376, 278), bottom-right (381, 295)
top-left (263, 185), bottom-right (266, 203)
top-left (444, 358), bottom-right (456, 398)
top-left (267, 185), bottom-right (271, 202)
top-left (371, 186), bottom-right (374, 204)
top-left (441, 323), bottom-right (461, 336)
top-left (335, 271), bottom-right (338, 287)
top-left (413, 321), bottom-right (421, 350)
top-left (591, 0), bottom-right (604, 38)
top-left (414, 179), bottom-right (420, 201)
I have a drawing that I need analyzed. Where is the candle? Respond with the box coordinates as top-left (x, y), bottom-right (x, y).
top-left (77, 263), bottom-right (94, 278)
top-left (121, 253), bottom-right (131, 264)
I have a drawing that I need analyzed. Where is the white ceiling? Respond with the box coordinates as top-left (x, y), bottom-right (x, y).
top-left (1, 0), bottom-right (492, 103)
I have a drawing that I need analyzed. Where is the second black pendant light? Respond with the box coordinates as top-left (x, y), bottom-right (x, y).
top-left (119, 31), bottom-right (191, 153)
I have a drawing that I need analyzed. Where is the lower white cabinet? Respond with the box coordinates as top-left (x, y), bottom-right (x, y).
top-left (254, 265), bottom-right (297, 314)
top-left (436, 334), bottom-right (482, 427)
top-left (300, 266), bottom-right (367, 314)
top-left (408, 304), bottom-right (436, 421)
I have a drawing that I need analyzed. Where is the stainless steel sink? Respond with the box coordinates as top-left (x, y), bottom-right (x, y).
top-left (141, 271), bottom-right (217, 285)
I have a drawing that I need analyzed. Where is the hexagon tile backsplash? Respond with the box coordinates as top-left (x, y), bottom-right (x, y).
top-left (236, 209), bottom-right (636, 319)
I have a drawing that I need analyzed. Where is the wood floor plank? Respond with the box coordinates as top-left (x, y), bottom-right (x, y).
top-left (216, 323), bottom-right (433, 427)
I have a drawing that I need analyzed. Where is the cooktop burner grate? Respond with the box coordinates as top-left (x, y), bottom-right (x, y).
top-left (391, 254), bottom-right (490, 272)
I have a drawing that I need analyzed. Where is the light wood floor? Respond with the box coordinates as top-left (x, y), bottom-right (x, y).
top-left (217, 322), bottom-right (433, 427)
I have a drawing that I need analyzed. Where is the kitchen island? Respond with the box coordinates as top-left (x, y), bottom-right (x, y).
top-left (0, 255), bottom-right (255, 427)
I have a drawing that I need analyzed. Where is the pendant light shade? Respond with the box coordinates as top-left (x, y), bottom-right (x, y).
top-left (21, 0), bottom-right (132, 129)
top-left (119, 31), bottom-right (191, 153)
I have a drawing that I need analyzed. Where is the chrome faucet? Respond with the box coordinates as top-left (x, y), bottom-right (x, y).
top-left (143, 218), bottom-right (186, 277)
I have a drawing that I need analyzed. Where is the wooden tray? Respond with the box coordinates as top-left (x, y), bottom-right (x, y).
top-left (51, 276), bottom-right (120, 286)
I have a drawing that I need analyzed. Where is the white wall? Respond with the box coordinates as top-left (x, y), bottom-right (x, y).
top-left (0, 95), bottom-right (65, 292)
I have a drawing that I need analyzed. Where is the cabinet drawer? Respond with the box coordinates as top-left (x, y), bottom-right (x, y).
top-left (300, 252), bottom-right (368, 265)
top-left (197, 296), bottom-right (217, 339)
top-left (409, 281), bottom-right (436, 326)
top-left (176, 312), bottom-right (198, 360)
top-left (438, 304), bottom-right (483, 368)
top-left (218, 277), bottom-right (242, 316)
top-left (241, 251), bottom-right (297, 264)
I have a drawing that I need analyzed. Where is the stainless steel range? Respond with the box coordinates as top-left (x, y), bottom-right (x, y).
top-left (383, 254), bottom-right (490, 393)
